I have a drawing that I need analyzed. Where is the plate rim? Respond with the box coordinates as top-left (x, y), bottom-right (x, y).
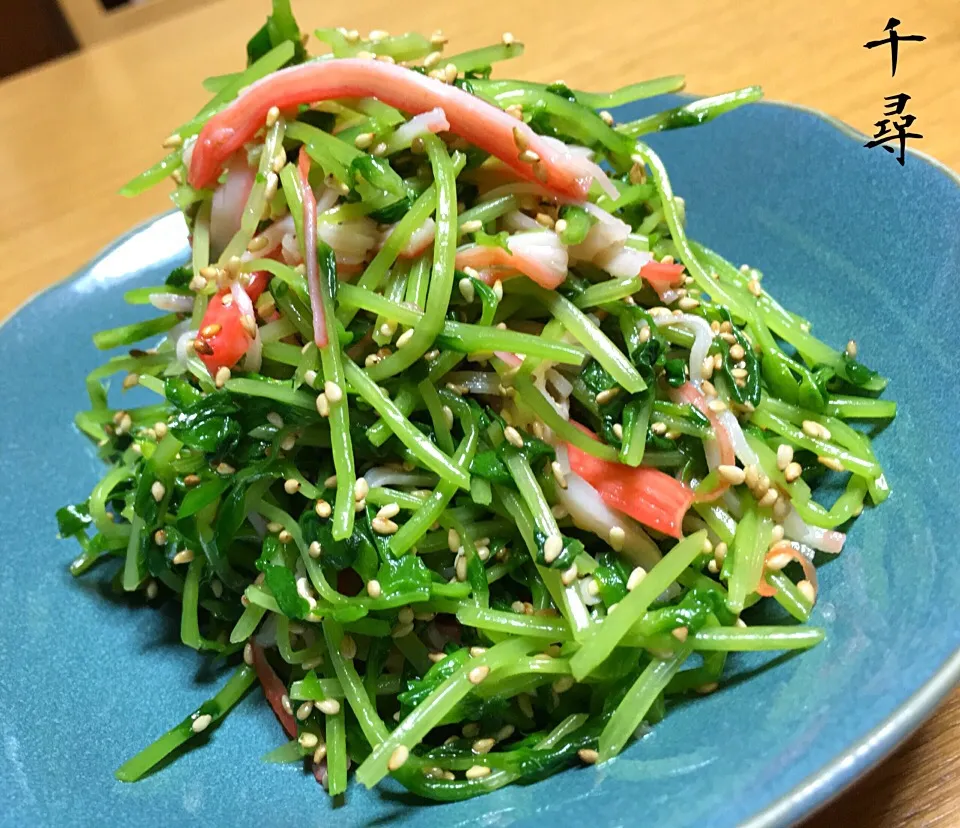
top-left (3, 98), bottom-right (959, 828)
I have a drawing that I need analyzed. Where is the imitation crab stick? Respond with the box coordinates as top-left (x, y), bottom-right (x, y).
top-left (189, 59), bottom-right (601, 200)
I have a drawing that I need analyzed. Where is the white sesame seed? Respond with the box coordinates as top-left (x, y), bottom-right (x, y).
top-left (501, 31), bottom-right (515, 45)
top-left (296, 701), bottom-right (314, 721)
top-left (626, 566), bottom-right (647, 592)
top-left (586, 578), bottom-right (601, 597)
top-left (466, 764), bottom-right (491, 779)
top-left (468, 665), bottom-right (490, 685)
top-left (766, 551), bottom-right (792, 571)
top-left (561, 564), bottom-right (578, 586)
top-left (552, 676), bottom-right (574, 694)
top-left (428, 652), bottom-right (446, 663)
top-left (543, 534), bottom-right (563, 563)
top-left (454, 553), bottom-right (467, 582)
top-left (503, 426), bottom-right (524, 448)
top-left (146, 580), bottom-right (158, 600)
top-left (696, 682), bottom-right (720, 695)
top-left (550, 460), bottom-right (567, 490)
top-left (776, 443), bottom-right (794, 470)
top-left (447, 528), bottom-right (461, 553)
top-left (783, 461), bottom-right (803, 482)
top-left (578, 748), bottom-right (599, 764)
top-left (492, 279), bottom-right (504, 301)
top-left (361, 578), bottom-right (381, 600)
top-left (519, 148), bottom-right (540, 164)
top-left (460, 220), bottom-right (483, 234)
top-left (191, 713), bottom-right (212, 733)
top-left (845, 339), bottom-right (858, 359)
top-left (280, 433), bottom-right (297, 451)
top-left (717, 465), bottom-right (746, 485)
top-left (303, 369), bottom-right (318, 388)
top-left (801, 420), bottom-right (821, 438)
top-left (317, 698), bottom-right (341, 715)
top-left (748, 278), bottom-right (762, 297)
top-left (608, 526), bottom-right (626, 551)
top-left (423, 50), bottom-right (443, 68)
top-left (376, 503), bottom-right (401, 521)
top-left (298, 731), bottom-right (319, 749)
top-left (394, 328), bottom-right (415, 349)
top-left (354, 132), bottom-right (376, 150)
top-left (324, 380), bottom-right (343, 403)
top-left (457, 277), bottom-right (476, 304)
top-left (324, 475), bottom-right (338, 489)
top-left (150, 481), bottom-right (166, 502)
top-left (797, 579), bottom-right (817, 604)
top-left (265, 106), bottom-right (280, 128)
top-left (595, 387), bottom-right (619, 405)
top-left (651, 421), bottom-right (667, 435)
top-left (707, 399), bottom-right (728, 413)
top-left (678, 297), bottom-right (700, 311)
top-left (354, 478), bottom-right (369, 501)
top-left (284, 478), bottom-right (301, 495)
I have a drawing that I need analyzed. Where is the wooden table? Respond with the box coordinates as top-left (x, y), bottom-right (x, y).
top-left (0, 0), bottom-right (957, 823)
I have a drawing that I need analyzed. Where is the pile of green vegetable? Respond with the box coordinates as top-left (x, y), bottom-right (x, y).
top-left (58, 0), bottom-right (895, 801)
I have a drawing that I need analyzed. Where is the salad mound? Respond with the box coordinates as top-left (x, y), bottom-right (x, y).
top-left (59, 0), bottom-right (895, 799)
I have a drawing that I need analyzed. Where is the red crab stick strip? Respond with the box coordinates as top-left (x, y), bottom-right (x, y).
top-left (189, 59), bottom-right (597, 200)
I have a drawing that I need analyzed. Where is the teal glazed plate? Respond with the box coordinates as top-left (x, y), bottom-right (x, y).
top-left (1, 95), bottom-right (958, 828)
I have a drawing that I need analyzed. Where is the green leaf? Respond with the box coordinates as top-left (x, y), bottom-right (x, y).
top-left (56, 502), bottom-right (91, 537)
top-left (263, 563), bottom-right (309, 619)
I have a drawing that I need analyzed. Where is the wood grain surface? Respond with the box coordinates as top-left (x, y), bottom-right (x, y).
top-left (0, 1), bottom-right (957, 824)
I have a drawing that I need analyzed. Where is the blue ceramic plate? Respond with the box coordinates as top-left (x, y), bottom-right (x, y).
top-left (1, 96), bottom-right (958, 828)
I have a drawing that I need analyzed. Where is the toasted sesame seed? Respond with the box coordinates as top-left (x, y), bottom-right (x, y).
top-left (626, 566), bottom-right (647, 592)
top-left (717, 465), bottom-right (746, 485)
top-left (561, 563), bottom-right (578, 586)
top-left (242, 642), bottom-right (254, 666)
top-left (512, 125), bottom-right (528, 151)
top-left (377, 503), bottom-right (400, 521)
top-left (446, 528), bottom-right (461, 553)
top-left (468, 665), bottom-right (490, 685)
top-left (729, 343), bottom-right (746, 361)
top-left (758, 488), bottom-right (779, 508)
top-left (766, 550), bottom-right (792, 571)
top-left (150, 481), bottom-right (166, 502)
top-left (428, 652), bottom-right (446, 663)
top-left (776, 443), bottom-right (794, 470)
top-left (216, 462), bottom-right (235, 475)
top-left (423, 50), bottom-right (443, 69)
top-left (278, 529), bottom-right (293, 544)
top-left (672, 626), bottom-right (690, 642)
top-left (707, 399), bottom-right (728, 413)
top-left (200, 322), bottom-right (221, 337)
top-left (391, 621), bottom-right (414, 638)
top-left (747, 279), bottom-right (762, 297)
top-left (172, 548), bottom-right (195, 565)
top-left (552, 676), bottom-right (574, 694)
top-left (460, 219), bottom-right (483, 234)
top-left (471, 736), bottom-right (496, 755)
top-left (797, 579), bottom-right (817, 603)
top-left (214, 365), bottom-right (231, 389)
top-left (314, 497), bottom-right (332, 518)
top-left (466, 764), bottom-right (491, 779)
top-left (385, 745), bottom-right (409, 771)
top-left (340, 635), bottom-right (357, 660)
top-left (191, 713), bottom-right (212, 733)
top-left (280, 433), bottom-right (297, 451)
top-left (324, 475), bottom-right (338, 489)
top-left (599, 109), bottom-right (615, 125)
top-left (153, 421), bottom-right (168, 439)
top-left (354, 478), bottom-right (369, 501)
top-left (372, 517), bottom-right (399, 535)
top-left (696, 682), bottom-right (720, 695)
top-left (595, 387), bottom-right (619, 405)
top-left (578, 748), bottom-right (599, 764)
top-left (283, 478), bottom-right (301, 495)
top-left (744, 464), bottom-right (760, 489)
top-left (454, 553), bottom-right (467, 582)
top-left (730, 367), bottom-right (748, 379)
top-left (543, 534), bottom-right (563, 563)
top-left (678, 296), bottom-right (700, 311)
top-left (783, 461), bottom-right (803, 482)
top-left (651, 421), bottom-right (667, 435)
top-left (146, 580), bottom-right (159, 600)
top-left (503, 425), bottom-right (524, 448)
top-left (519, 148), bottom-right (541, 164)
top-left (845, 339), bottom-right (858, 359)
top-left (324, 380), bottom-right (343, 403)
top-left (818, 455), bottom-right (845, 472)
